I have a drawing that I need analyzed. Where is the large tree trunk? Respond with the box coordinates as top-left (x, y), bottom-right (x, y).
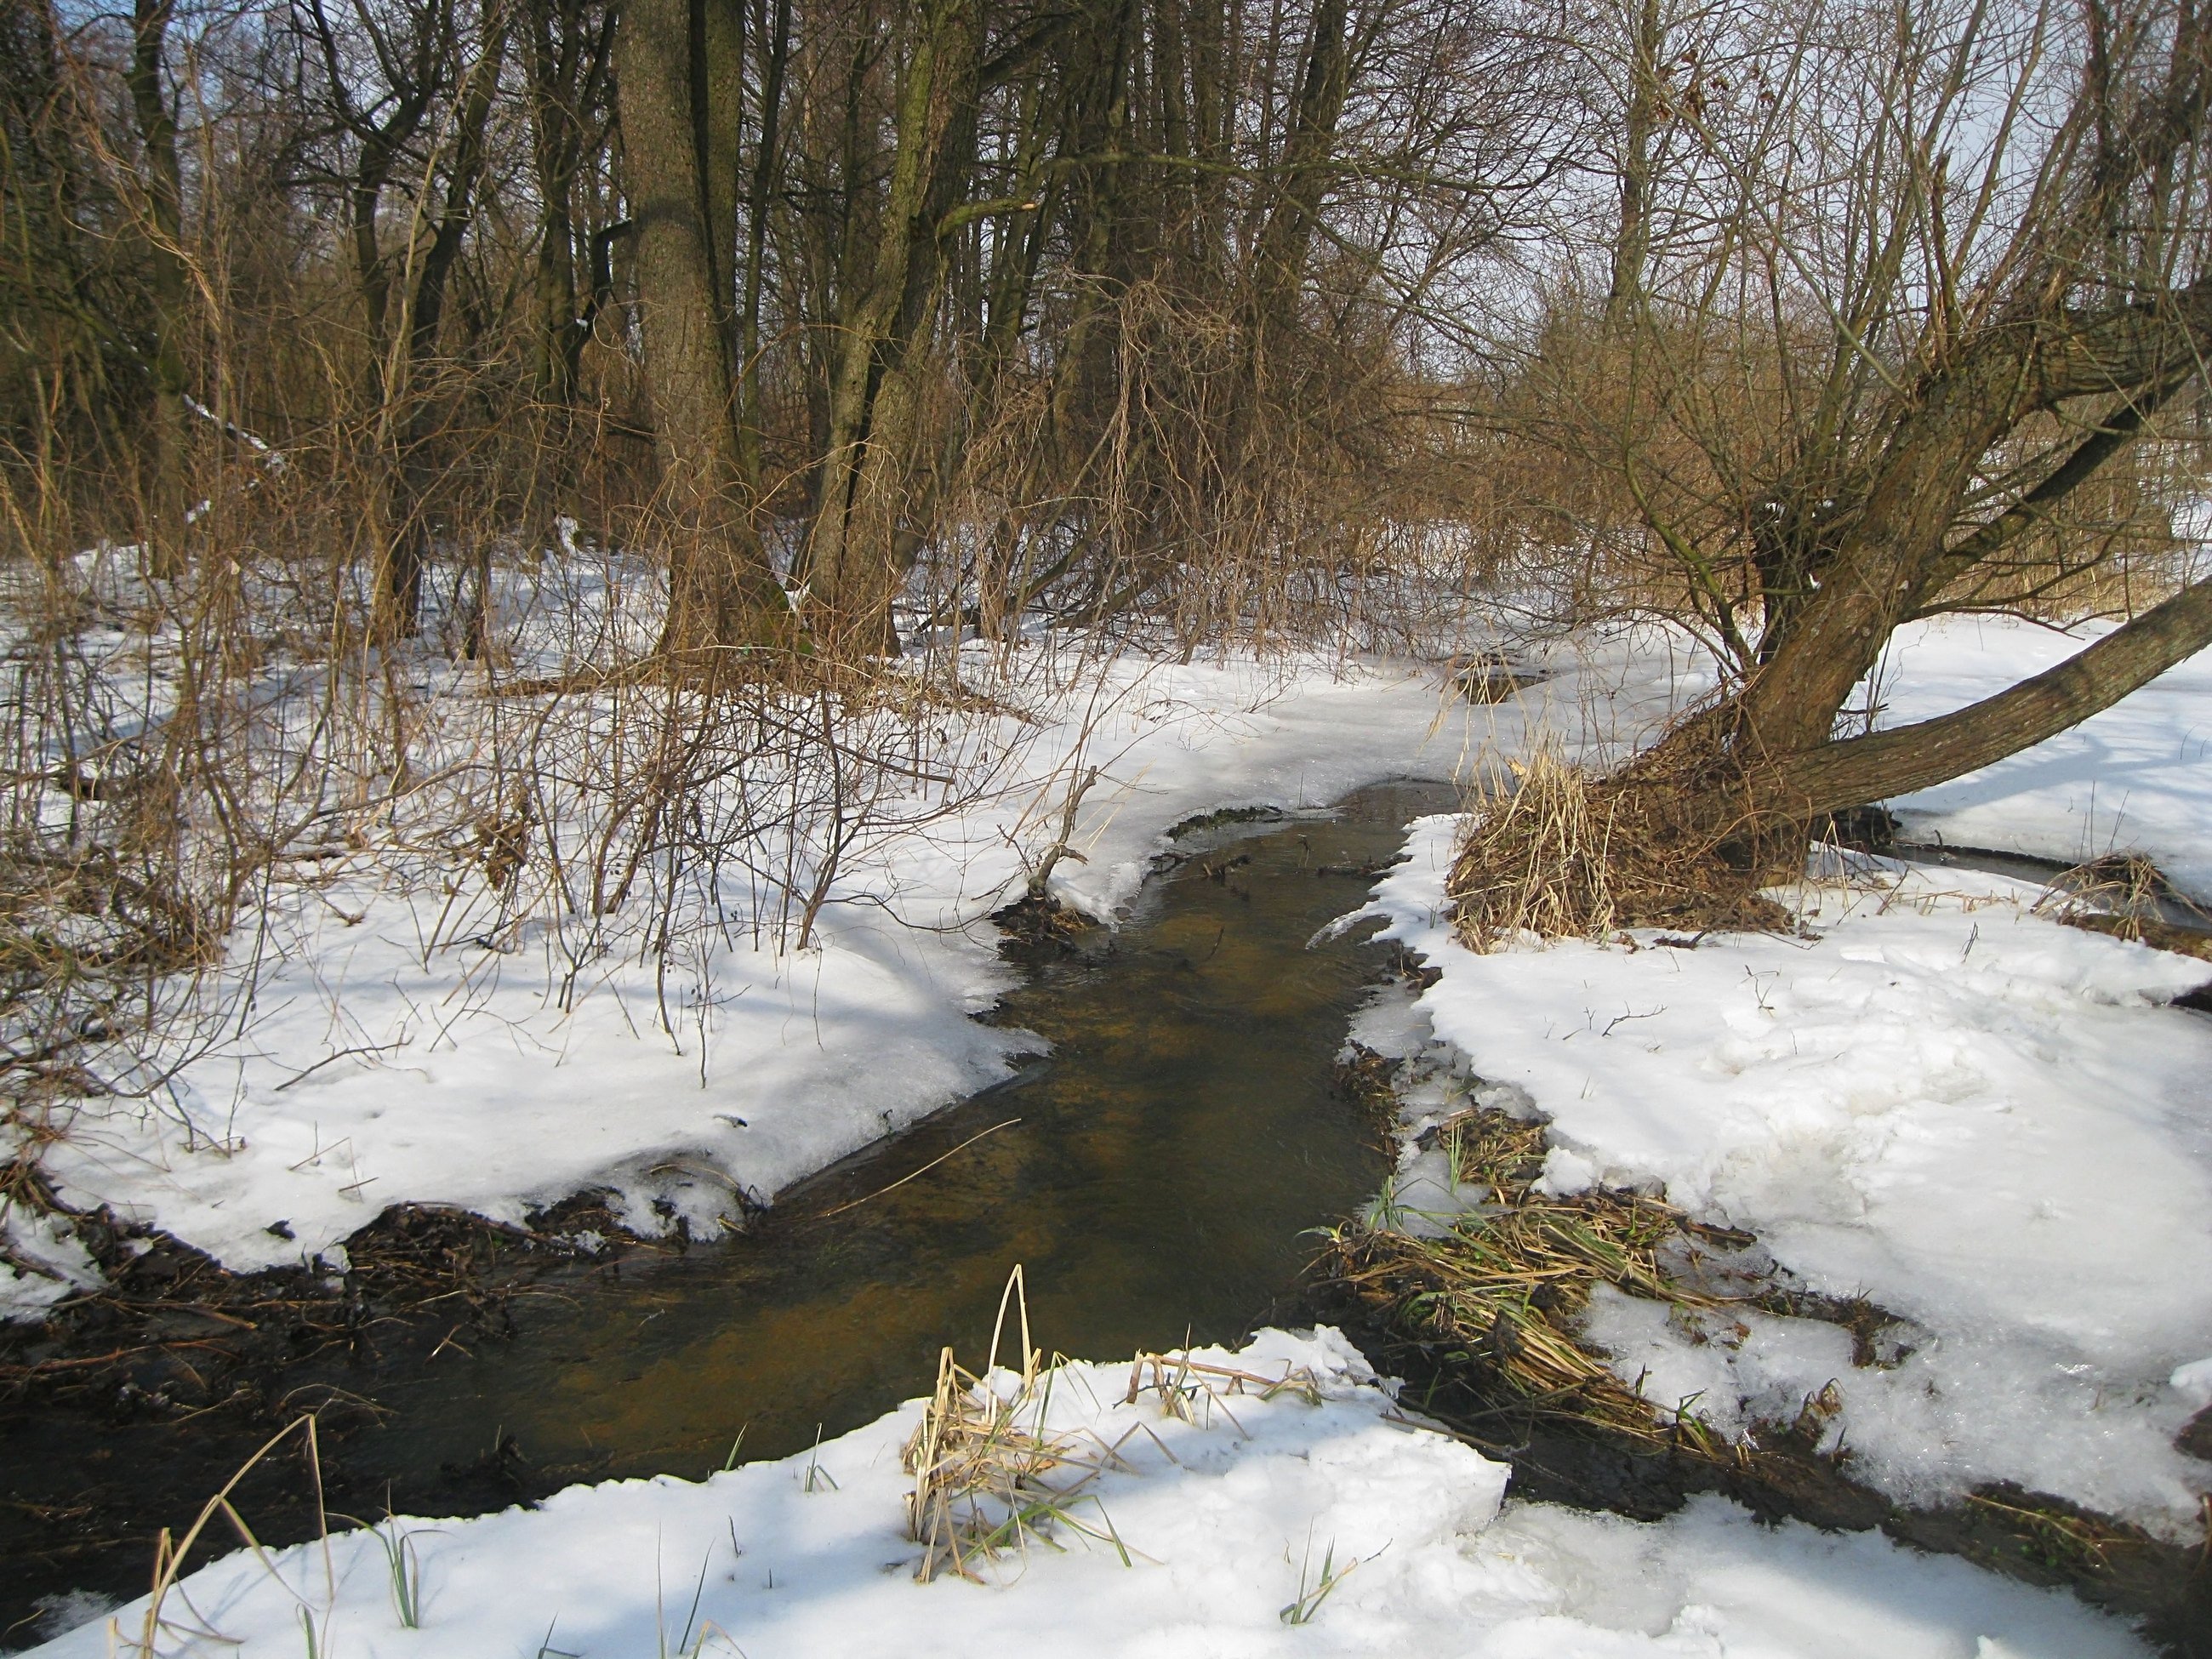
top-left (801, 0), bottom-right (982, 652)
top-left (127, 0), bottom-right (190, 576)
top-left (1614, 271), bottom-right (2212, 884)
top-left (617, 0), bottom-right (784, 656)
top-left (1779, 577), bottom-right (2212, 814)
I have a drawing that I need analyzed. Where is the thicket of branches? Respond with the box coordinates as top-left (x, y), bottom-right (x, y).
top-left (0, 0), bottom-right (1584, 1126)
top-left (0, 0), bottom-right (1585, 636)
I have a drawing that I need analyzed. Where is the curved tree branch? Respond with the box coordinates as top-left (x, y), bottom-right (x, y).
top-left (1779, 576), bottom-right (2212, 814)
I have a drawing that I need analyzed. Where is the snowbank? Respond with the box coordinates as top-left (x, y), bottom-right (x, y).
top-left (1360, 822), bottom-right (2212, 1534)
top-left (0, 1200), bottom-right (101, 1324)
top-left (23, 1328), bottom-right (2151, 1658)
top-left (22, 651), bottom-right (1505, 1274)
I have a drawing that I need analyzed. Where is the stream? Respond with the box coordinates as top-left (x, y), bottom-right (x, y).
top-left (0, 779), bottom-right (1457, 1645)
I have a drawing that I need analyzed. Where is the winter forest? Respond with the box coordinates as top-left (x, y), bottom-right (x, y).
top-left (3, 0), bottom-right (2212, 1648)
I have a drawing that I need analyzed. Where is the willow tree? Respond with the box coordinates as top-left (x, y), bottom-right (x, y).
top-left (1502, 0), bottom-right (2212, 923)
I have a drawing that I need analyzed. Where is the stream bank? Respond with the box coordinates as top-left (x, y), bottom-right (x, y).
top-left (0, 781), bottom-right (1451, 1646)
top-left (1315, 1056), bottom-right (2212, 1656)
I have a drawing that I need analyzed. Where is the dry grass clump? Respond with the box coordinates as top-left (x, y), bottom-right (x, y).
top-left (1451, 748), bottom-right (1621, 949)
top-left (1322, 1107), bottom-right (1744, 1460)
top-left (902, 1268), bottom-right (1137, 1583)
top-left (903, 1268), bottom-right (1333, 1583)
top-left (1450, 743), bottom-right (1787, 951)
top-left (2031, 854), bottom-right (2212, 961)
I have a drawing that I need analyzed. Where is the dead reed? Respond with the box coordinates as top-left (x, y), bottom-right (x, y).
top-left (1321, 1106), bottom-right (1742, 1461)
top-left (1448, 741), bottom-right (1789, 950)
top-left (902, 1267), bottom-right (1137, 1583)
top-left (2031, 854), bottom-right (2212, 961)
top-left (902, 1267), bottom-right (1333, 1583)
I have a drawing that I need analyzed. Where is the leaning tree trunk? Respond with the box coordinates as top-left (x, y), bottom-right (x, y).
top-left (1610, 271), bottom-right (2212, 888)
top-left (1531, 0), bottom-right (2212, 932)
top-left (1777, 576), bottom-right (2212, 815)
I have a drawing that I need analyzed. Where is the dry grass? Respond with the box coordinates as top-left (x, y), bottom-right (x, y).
top-left (1963, 1488), bottom-right (2154, 1576)
top-left (1450, 747), bottom-right (1621, 949)
top-left (117, 1413), bottom-right (334, 1659)
top-left (1322, 1106), bottom-right (1747, 1460)
top-left (1449, 742), bottom-right (1789, 950)
top-left (902, 1268), bottom-right (1334, 1584)
top-left (2031, 854), bottom-right (2212, 961)
top-left (902, 1267), bottom-right (1138, 1583)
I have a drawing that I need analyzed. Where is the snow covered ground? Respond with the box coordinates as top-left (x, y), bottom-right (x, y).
top-left (1867, 616), bottom-right (2212, 897)
top-left (9, 647), bottom-right (1502, 1286)
top-left (0, 1202), bottom-right (101, 1325)
top-left (20, 1329), bottom-right (2154, 1659)
top-left (1349, 616), bottom-right (2212, 1540)
top-left (12, 614), bottom-right (2209, 1654)
top-left (1362, 833), bottom-right (2212, 1535)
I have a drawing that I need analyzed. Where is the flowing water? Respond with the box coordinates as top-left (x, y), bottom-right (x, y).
top-left (1, 780), bottom-right (1456, 1644)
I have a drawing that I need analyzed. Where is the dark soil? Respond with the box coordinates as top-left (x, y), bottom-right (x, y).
top-left (0, 1186), bottom-right (665, 1645)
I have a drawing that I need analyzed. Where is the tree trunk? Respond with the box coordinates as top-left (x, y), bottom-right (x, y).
top-left (527, 0), bottom-right (615, 516)
top-left (1221, 0), bottom-right (1347, 476)
top-left (1778, 577), bottom-right (2212, 814)
top-left (1604, 0), bottom-right (1661, 323)
top-left (375, 14), bottom-right (508, 644)
top-left (127, 0), bottom-right (190, 576)
top-left (735, 0), bottom-right (791, 497)
top-left (617, 0), bottom-right (784, 655)
top-left (1607, 289), bottom-right (2212, 897)
top-left (801, 0), bottom-right (982, 650)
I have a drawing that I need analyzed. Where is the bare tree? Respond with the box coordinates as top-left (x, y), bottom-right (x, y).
top-left (615, 0), bottom-right (786, 655)
top-left (1499, 0), bottom-right (2212, 918)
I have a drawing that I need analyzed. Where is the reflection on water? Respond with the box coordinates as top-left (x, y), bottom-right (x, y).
top-left (1, 779), bottom-right (1455, 1637)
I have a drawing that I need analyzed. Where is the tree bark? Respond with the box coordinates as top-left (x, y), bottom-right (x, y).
top-left (734, 0), bottom-right (790, 497)
top-left (617, 0), bottom-right (783, 654)
top-left (127, 0), bottom-right (190, 575)
top-left (1604, 0), bottom-right (1661, 324)
top-left (1778, 577), bottom-right (2212, 814)
top-left (374, 14), bottom-right (509, 644)
top-left (801, 0), bottom-right (982, 649)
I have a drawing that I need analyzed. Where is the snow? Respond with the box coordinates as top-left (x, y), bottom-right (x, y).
top-left (13, 613), bottom-right (2209, 1652)
top-left (17, 648), bottom-right (1498, 1274)
top-left (20, 1327), bottom-right (2152, 1659)
top-left (1357, 826), bottom-right (2212, 1534)
top-left (1868, 616), bottom-right (2212, 897)
top-left (0, 1199), bottom-right (100, 1323)
top-left (2173, 1356), bottom-right (2212, 1411)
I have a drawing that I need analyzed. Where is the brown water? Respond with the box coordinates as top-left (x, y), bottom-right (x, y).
top-left (1, 779), bottom-right (1454, 1645)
